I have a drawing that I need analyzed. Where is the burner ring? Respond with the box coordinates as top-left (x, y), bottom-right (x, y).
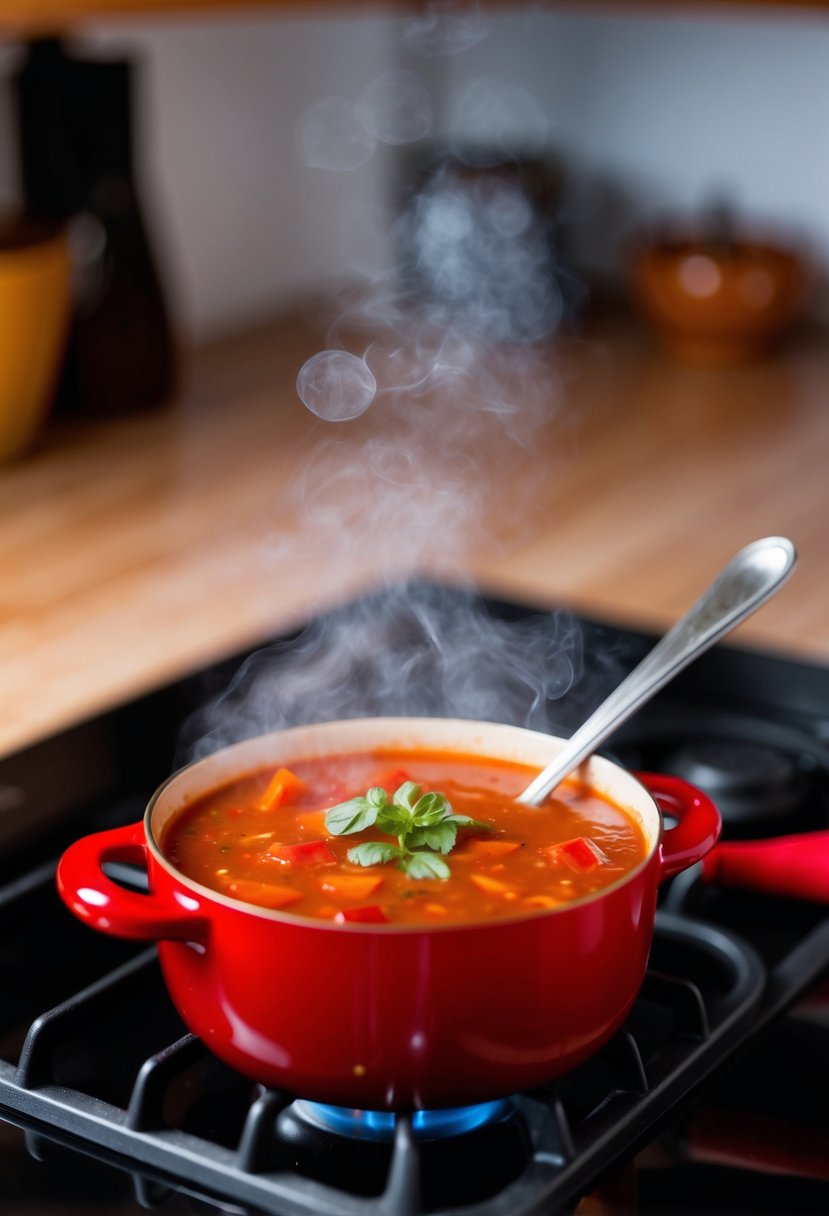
top-left (609, 709), bottom-right (829, 834)
top-left (663, 737), bottom-right (801, 823)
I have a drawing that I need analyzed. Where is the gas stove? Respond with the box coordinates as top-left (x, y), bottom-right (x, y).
top-left (2, 581), bottom-right (829, 1216)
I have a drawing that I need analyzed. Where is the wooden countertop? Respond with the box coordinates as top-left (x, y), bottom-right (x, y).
top-left (2, 300), bottom-right (828, 760)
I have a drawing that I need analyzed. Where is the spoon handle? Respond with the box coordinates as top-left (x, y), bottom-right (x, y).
top-left (517, 536), bottom-right (797, 806)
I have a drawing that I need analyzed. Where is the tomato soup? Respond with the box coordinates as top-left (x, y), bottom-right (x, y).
top-left (160, 749), bottom-right (650, 926)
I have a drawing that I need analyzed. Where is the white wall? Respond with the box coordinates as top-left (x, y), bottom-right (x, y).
top-left (82, 12), bottom-right (403, 340)
top-left (0, 4), bottom-right (827, 340)
top-left (434, 7), bottom-right (829, 304)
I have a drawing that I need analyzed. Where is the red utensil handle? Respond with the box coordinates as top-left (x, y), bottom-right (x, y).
top-left (637, 772), bottom-right (722, 882)
top-left (700, 829), bottom-right (829, 903)
top-left (685, 1108), bottom-right (829, 1180)
top-left (56, 821), bottom-right (208, 942)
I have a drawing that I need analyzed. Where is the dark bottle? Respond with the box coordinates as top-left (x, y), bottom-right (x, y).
top-left (14, 38), bottom-right (176, 417)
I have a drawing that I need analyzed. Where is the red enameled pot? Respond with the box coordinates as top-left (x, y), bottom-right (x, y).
top-left (56, 718), bottom-right (720, 1111)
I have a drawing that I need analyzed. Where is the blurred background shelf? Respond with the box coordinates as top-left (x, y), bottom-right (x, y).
top-left (1, 0), bottom-right (829, 39)
top-left (0, 0), bottom-right (389, 38)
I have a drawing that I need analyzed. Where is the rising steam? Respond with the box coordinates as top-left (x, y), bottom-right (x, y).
top-left (296, 350), bottom-right (377, 421)
top-left (178, 584), bottom-right (588, 762)
top-left (182, 8), bottom-right (595, 761)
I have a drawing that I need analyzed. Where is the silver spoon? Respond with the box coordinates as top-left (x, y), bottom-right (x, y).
top-left (517, 536), bottom-right (797, 805)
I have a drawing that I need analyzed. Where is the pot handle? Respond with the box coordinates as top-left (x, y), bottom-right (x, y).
top-left (699, 830), bottom-right (829, 903)
top-left (56, 821), bottom-right (208, 942)
top-left (636, 772), bottom-right (721, 882)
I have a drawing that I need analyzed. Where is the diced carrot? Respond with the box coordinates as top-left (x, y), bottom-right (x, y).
top-left (524, 894), bottom-right (562, 910)
top-left (266, 840), bottom-right (337, 866)
top-left (297, 809), bottom-right (330, 835)
top-left (334, 905), bottom-right (389, 924)
top-left (424, 903), bottom-right (448, 917)
top-left (257, 767), bottom-right (306, 812)
top-left (469, 874), bottom-right (513, 896)
top-left (462, 839), bottom-right (521, 859)
top-left (541, 837), bottom-right (608, 872)
top-left (320, 873), bottom-right (384, 901)
top-left (222, 878), bottom-right (303, 909)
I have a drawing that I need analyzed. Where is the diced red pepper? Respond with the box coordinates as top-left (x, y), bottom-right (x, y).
top-left (541, 836), bottom-right (608, 872)
top-left (266, 840), bottom-right (337, 866)
top-left (257, 767), bottom-right (306, 812)
top-left (334, 905), bottom-right (389, 924)
top-left (374, 768), bottom-right (412, 793)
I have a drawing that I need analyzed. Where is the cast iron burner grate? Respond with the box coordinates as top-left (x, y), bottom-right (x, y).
top-left (4, 581), bottom-right (829, 1215)
top-left (0, 853), bottom-right (764, 1216)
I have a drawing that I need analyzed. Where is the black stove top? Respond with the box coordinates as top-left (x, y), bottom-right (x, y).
top-left (3, 581), bottom-right (829, 1216)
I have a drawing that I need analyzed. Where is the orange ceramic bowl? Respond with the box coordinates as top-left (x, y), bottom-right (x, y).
top-left (629, 230), bottom-right (806, 364)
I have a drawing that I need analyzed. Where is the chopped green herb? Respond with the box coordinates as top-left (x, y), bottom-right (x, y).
top-left (324, 782), bottom-right (490, 880)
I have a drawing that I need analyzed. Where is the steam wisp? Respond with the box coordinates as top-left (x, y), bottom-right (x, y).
top-left (183, 7), bottom-right (596, 763)
top-left (178, 585), bottom-right (587, 762)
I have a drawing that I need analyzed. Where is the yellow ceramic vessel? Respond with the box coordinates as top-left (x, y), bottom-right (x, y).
top-left (0, 221), bottom-right (71, 462)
